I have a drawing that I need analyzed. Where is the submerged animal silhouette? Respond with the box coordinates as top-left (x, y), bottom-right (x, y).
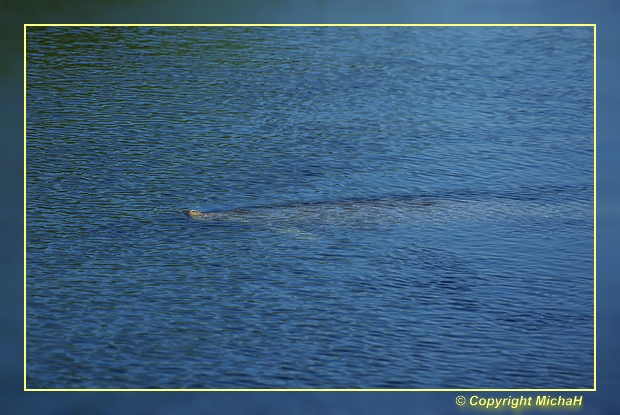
top-left (184, 195), bottom-right (438, 221)
top-left (184, 209), bottom-right (251, 219)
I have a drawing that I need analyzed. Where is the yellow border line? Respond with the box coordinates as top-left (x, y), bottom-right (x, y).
top-left (23, 23), bottom-right (597, 393)
top-left (24, 23), bottom-right (595, 27)
top-left (23, 23), bottom-right (28, 393)
top-left (593, 24), bottom-right (597, 392)
top-left (25, 388), bottom-right (593, 392)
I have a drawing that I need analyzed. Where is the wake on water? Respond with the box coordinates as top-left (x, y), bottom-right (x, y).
top-left (183, 184), bottom-right (592, 231)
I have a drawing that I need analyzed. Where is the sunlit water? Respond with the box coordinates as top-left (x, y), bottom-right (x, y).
top-left (26, 26), bottom-right (593, 388)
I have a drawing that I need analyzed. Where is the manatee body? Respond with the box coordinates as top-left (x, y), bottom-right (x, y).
top-left (183, 186), bottom-right (586, 227)
top-left (184, 195), bottom-right (437, 224)
top-left (184, 209), bottom-right (251, 220)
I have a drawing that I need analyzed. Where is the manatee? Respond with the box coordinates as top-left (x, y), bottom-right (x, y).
top-left (184, 195), bottom-right (438, 224)
top-left (183, 185), bottom-right (591, 228)
top-left (184, 208), bottom-right (252, 220)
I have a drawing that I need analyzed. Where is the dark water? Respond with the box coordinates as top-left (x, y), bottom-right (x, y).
top-left (26, 26), bottom-right (593, 389)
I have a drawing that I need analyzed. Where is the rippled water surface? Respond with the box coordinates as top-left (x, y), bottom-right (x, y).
top-left (26, 26), bottom-right (594, 389)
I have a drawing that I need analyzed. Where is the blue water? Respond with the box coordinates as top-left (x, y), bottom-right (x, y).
top-left (26, 26), bottom-right (593, 389)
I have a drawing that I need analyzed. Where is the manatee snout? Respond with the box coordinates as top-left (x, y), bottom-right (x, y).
top-left (184, 209), bottom-right (204, 218)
